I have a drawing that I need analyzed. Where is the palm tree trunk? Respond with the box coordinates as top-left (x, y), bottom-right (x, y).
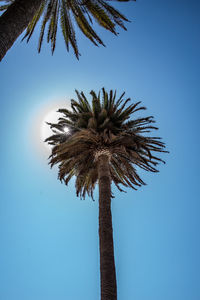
top-left (98, 154), bottom-right (117, 300)
top-left (0, 0), bottom-right (42, 61)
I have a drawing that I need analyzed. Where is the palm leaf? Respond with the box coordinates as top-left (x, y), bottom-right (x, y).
top-left (45, 88), bottom-right (168, 199)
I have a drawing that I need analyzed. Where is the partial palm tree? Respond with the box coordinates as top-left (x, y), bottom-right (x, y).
top-left (0, 0), bottom-right (135, 61)
top-left (45, 88), bottom-right (167, 300)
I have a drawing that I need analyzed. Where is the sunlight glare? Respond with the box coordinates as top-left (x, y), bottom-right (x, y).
top-left (63, 126), bottom-right (69, 133)
top-left (33, 99), bottom-right (71, 158)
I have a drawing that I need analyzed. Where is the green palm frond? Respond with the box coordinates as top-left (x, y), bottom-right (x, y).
top-left (0, 0), bottom-right (134, 58)
top-left (21, 1), bottom-right (46, 43)
top-left (60, 0), bottom-right (79, 57)
top-left (0, 0), bottom-right (12, 11)
top-left (45, 88), bottom-right (168, 199)
top-left (0, 4), bottom-right (9, 11)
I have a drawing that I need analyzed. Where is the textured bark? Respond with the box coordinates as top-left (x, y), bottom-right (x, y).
top-left (0, 0), bottom-right (43, 61)
top-left (98, 154), bottom-right (117, 300)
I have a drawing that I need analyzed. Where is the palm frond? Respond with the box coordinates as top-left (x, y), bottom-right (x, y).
top-left (22, 1), bottom-right (46, 43)
top-left (0, 0), bottom-right (134, 58)
top-left (45, 88), bottom-right (168, 199)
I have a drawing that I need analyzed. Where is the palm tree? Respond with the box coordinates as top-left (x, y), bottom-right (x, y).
top-left (45, 88), bottom-right (167, 300)
top-left (0, 0), bottom-right (135, 61)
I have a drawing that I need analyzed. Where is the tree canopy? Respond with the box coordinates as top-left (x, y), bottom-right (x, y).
top-left (0, 0), bottom-right (135, 58)
top-left (45, 88), bottom-right (167, 199)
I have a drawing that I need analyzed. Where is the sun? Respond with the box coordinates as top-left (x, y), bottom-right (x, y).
top-left (40, 108), bottom-right (61, 143)
top-left (33, 99), bottom-right (71, 158)
top-left (40, 105), bottom-right (71, 146)
top-left (63, 126), bottom-right (70, 133)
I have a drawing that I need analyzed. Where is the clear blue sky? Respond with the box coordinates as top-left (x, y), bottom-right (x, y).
top-left (0, 1), bottom-right (200, 299)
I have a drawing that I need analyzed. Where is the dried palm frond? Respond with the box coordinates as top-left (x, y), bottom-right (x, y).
top-left (45, 88), bottom-right (168, 199)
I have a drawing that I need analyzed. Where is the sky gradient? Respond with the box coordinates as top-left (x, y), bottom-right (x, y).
top-left (0, 1), bottom-right (200, 299)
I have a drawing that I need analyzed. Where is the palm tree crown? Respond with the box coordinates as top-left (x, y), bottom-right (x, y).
top-left (0, 0), bottom-right (135, 58)
top-left (45, 88), bottom-right (167, 199)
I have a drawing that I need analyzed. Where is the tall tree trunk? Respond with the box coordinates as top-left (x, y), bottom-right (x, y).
top-left (0, 0), bottom-right (42, 61)
top-left (98, 154), bottom-right (117, 300)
